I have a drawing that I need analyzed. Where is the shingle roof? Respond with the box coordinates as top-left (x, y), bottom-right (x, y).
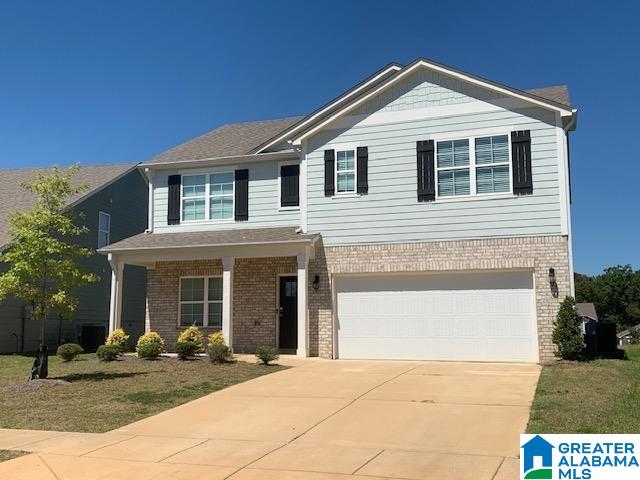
top-left (146, 117), bottom-right (303, 165)
top-left (99, 227), bottom-right (318, 252)
top-left (576, 302), bottom-right (598, 321)
top-left (0, 163), bottom-right (138, 248)
top-left (525, 86), bottom-right (571, 108)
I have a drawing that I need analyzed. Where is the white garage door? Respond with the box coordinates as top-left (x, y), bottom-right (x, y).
top-left (336, 271), bottom-right (537, 362)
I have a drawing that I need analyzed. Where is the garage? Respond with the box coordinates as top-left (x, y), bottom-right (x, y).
top-left (335, 271), bottom-right (537, 362)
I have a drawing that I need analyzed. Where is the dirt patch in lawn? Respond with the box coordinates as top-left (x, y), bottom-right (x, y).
top-left (6, 379), bottom-right (70, 393)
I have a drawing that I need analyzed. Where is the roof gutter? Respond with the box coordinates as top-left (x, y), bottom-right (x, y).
top-left (141, 150), bottom-right (298, 170)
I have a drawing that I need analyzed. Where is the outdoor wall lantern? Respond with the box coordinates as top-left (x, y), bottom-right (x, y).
top-left (549, 267), bottom-right (558, 298)
top-left (313, 274), bottom-right (320, 291)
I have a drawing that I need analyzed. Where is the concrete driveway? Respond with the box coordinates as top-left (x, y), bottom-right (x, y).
top-left (0, 358), bottom-right (540, 480)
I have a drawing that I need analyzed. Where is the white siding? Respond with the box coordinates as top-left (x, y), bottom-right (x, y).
top-left (305, 77), bottom-right (562, 245)
top-left (153, 160), bottom-right (300, 233)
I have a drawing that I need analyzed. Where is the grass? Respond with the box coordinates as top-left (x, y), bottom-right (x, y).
top-left (527, 345), bottom-right (640, 433)
top-left (0, 450), bottom-right (28, 462)
top-left (0, 354), bottom-right (286, 433)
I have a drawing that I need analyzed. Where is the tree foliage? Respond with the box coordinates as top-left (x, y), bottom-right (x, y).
top-left (575, 265), bottom-right (640, 331)
top-left (553, 296), bottom-right (584, 360)
top-left (0, 165), bottom-right (98, 343)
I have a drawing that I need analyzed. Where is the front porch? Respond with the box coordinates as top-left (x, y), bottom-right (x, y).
top-left (101, 227), bottom-right (319, 357)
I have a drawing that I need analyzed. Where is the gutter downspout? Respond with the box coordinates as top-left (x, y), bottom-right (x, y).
top-left (144, 167), bottom-right (153, 233)
top-left (563, 110), bottom-right (578, 296)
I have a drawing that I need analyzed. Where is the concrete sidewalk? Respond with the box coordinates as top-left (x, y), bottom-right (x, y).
top-left (0, 358), bottom-right (539, 479)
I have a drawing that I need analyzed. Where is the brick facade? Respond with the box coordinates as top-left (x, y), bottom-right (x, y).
top-left (145, 235), bottom-right (570, 363)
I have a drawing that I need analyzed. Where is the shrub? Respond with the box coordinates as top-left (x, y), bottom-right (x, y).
top-left (137, 341), bottom-right (162, 359)
top-left (56, 343), bottom-right (84, 362)
top-left (96, 345), bottom-right (120, 361)
top-left (553, 296), bottom-right (584, 360)
top-left (175, 341), bottom-right (200, 360)
top-left (105, 328), bottom-right (130, 353)
top-left (136, 332), bottom-right (165, 352)
top-left (178, 326), bottom-right (203, 351)
top-left (255, 345), bottom-right (279, 365)
top-left (630, 328), bottom-right (640, 345)
top-left (207, 342), bottom-right (231, 363)
top-left (207, 331), bottom-right (225, 346)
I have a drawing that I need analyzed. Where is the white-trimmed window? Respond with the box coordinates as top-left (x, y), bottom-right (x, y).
top-left (335, 149), bottom-right (356, 194)
top-left (436, 134), bottom-right (511, 198)
top-left (97, 211), bottom-right (110, 248)
top-left (179, 277), bottom-right (223, 328)
top-left (182, 172), bottom-right (234, 222)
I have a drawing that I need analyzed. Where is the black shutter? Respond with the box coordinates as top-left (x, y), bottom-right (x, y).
top-left (167, 174), bottom-right (181, 225)
top-left (512, 130), bottom-right (533, 195)
top-left (324, 149), bottom-right (335, 196)
top-left (280, 164), bottom-right (299, 207)
top-left (234, 169), bottom-right (249, 221)
top-left (416, 140), bottom-right (435, 202)
top-left (356, 146), bottom-right (368, 194)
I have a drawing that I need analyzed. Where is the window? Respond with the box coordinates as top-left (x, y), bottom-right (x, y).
top-left (436, 135), bottom-right (511, 198)
top-left (179, 277), bottom-right (223, 327)
top-left (181, 173), bottom-right (234, 222)
top-left (279, 163), bottom-right (300, 208)
top-left (98, 211), bottom-right (110, 248)
top-left (475, 135), bottom-right (510, 194)
top-left (335, 150), bottom-right (356, 193)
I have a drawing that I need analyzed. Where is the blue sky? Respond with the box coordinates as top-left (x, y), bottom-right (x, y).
top-left (0, 1), bottom-right (637, 275)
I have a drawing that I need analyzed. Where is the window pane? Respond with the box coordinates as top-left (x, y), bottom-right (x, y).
top-left (208, 277), bottom-right (223, 301)
top-left (98, 231), bottom-right (109, 248)
top-left (99, 212), bottom-right (110, 231)
top-left (181, 303), bottom-right (204, 326)
top-left (180, 278), bottom-right (204, 302)
top-left (208, 303), bottom-right (222, 328)
top-left (476, 135), bottom-right (509, 165)
top-left (210, 173), bottom-right (234, 195)
top-left (210, 196), bottom-right (233, 220)
top-left (438, 169), bottom-right (470, 197)
top-left (437, 139), bottom-right (469, 168)
top-left (183, 175), bottom-right (206, 198)
top-left (182, 199), bottom-right (206, 221)
top-left (337, 172), bottom-right (355, 193)
top-left (336, 150), bottom-right (355, 171)
top-left (477, 166), bottom-right (510, 194)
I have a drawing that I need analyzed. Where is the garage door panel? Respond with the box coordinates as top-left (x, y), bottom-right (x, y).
top-left (336, 272), bottom-right (537, 362)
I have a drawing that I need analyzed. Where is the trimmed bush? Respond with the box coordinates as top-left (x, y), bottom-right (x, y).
top-left (207, 342), bottom-right (231, 363)
top-left (553, 296), bottom-right (584, 360)
top-left (105, 328), bottom-right (130, 353)
top-left (255, 345), bottom-right (279, 365)
top-left (207, 331), bottom-right (225, 346)
top-left (96, 345), bottom-right (120, 361)
top-left (56, 343), bottom-right (84, 362)
top-left (136, 332), bottom-right (165, 352)
top-left (175, 341), bottom-right (200, 360)
top-left (178, 326), bottom-right (203, 352)
top-left (137, 341), bottom-right (162, 359)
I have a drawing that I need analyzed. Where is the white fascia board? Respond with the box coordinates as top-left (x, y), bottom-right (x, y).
top-left (292, 60), bottom-right (575, 145)
top-left (142, 150), bottom-right (298, 170)
top-left (255, 64), bottom-right (402, 154)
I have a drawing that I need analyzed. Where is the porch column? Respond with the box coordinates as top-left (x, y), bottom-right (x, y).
top-left (222, 257), bottom-right (234, 350)
top-left (297, 251), bottom-right (309, 357)
top-left (107, 254), bottom-right (124, 335)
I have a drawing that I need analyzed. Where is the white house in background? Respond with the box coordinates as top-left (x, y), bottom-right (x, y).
top-left (100, 57), bottom-right (578, 363)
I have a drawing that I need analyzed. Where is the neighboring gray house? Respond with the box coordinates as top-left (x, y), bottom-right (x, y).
top-left (618, 325), bottom-right (640, 345)
top-left (576, 302), bottom-right (598, 334)
top-left (0, 164), bottom-right (148, 353)
top-left (101, 58), bottom-right (578, 363)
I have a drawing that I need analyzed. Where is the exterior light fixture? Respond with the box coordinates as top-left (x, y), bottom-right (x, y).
top-left (313, 274), bottom-right (320, 291)
top-left (548, 267), bottom-right (558, 298)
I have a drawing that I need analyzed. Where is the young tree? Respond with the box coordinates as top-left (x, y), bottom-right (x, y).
top-left (552, 296), bottom-right (584, 360)
top-left (0, 165), bottom-right (98, 378)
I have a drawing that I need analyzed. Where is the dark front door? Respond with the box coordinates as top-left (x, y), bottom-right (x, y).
top-left (278, 276), bottom-right (298, 350)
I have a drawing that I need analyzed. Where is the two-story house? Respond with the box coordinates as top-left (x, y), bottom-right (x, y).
top-left (100, 58), bottom-right (578, 363)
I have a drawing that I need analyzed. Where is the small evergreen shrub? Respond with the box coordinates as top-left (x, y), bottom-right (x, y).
top-left (136, 332), bottom-right (165, 352)
top-left (207, 342), bottom-right (231, 363)
top-left (553, 296), bottom-right (584, 360)
top-left (175, 341), bottom-right (200, 360)
top-left (105, 328), bottom-right (130, 353)
top-left (137, 341), bottom-right (162, 359)
top-left (96, 345), bottom-right (120, 361)
top-left (178, 326), bottom-right (203, 352)
top-left (56, 343), bottom-right (84, 362)
top-left (255, 345), bottom-right (279, 365)
top-left (207, 331), bottom-right (225, 346)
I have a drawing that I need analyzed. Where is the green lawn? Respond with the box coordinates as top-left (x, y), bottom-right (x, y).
top-left (0, 450), bottom-right (28, 462)
top-left (527, 345), bottom-right (640, 433)
top-left (0, 354), bottom-right (285, 433)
